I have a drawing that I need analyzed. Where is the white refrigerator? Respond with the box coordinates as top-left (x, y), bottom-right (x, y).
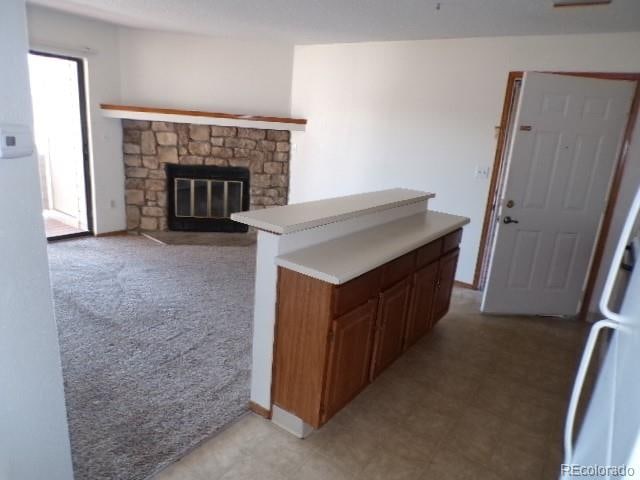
top-left (562, 186), bottom-right (640, 479)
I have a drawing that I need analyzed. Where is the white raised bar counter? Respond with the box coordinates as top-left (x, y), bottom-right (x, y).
top-left (231, 188), bottom-right (434, 234)
top-left (231, 188), bottom-right (469, 437)
top-left (275, 211), bottom-right (468, 285)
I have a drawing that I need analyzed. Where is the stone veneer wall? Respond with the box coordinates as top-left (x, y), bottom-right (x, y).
top-left (121, 120), bottom-right (290, 232)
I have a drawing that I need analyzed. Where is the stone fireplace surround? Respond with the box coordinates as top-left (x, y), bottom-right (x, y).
top-left (121, 119), bottom-right (290, 232)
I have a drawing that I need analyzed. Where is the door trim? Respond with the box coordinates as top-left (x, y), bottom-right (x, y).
top-left (30, 49), bottom-right (94, 237)
top-left (475, 72), bottom-right (523, 292)
top-left (474, 71), bottom-right (640, 320)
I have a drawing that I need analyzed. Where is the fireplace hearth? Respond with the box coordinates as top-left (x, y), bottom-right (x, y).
top-left (121, 120), bottom-right (290, 233)
top-left (167, 164), bottom-right (250, 232)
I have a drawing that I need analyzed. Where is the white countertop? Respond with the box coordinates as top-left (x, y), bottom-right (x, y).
top-left (230, 188), bottom-right (434, 234)
top-left (275, 210), bottom-right (470, 285)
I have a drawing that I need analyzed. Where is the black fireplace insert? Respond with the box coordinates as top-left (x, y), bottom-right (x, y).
top-left (166, 164), bottom-right (250, 232)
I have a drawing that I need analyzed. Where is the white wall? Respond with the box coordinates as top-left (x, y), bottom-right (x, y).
top-left (26, 8), bottom-right (295, 234)
top-left (118, 29), bottom-right (294, 117)
top-left (290, 32), bottom-right (640, 292)
top-left (0, 1), bottom-right (73, 479)
top-left (27, 4), bottom-right (125, 234)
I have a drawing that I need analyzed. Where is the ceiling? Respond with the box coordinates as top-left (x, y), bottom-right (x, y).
top-left (28, 0), bottom-right (640, 44)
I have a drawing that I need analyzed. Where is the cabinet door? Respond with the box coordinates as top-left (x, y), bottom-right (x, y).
top-left (404, 261), bottom-right (439, 348)
top-left (322, 299), bottom-right (377, 423)
top-left (371, 279), bottom-right (411, 379)
top-left (432, 248), bottom-right (460, 324)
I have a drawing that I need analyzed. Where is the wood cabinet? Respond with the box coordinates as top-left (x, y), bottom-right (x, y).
top-left (322, 299), bottom-right (378, 421)
top-left (371, 279), bottom-right (411, 379)
top-left (433, 248), bottom-right (460, 324)
top-left (272, 228), bottom-right (463, 428)
top-left (272, 269), bottom-right (334, 426)
top-left (405, 261), bottom-right (439, 347)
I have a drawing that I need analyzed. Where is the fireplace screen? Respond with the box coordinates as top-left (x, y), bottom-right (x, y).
top-left (174, 178), bottom-right (244, 219)
top-left (166, 164), bottom-right (249, 232)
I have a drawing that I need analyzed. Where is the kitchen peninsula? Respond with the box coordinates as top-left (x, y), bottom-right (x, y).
top-left (231, 189), bottom-right (469, 437)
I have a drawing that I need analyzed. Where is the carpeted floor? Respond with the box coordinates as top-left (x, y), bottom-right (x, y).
top-left (47, 235), bottom-right (256, 480)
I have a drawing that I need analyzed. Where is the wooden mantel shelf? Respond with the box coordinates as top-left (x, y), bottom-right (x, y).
top-left (100, 104), bottom-right (307, 131)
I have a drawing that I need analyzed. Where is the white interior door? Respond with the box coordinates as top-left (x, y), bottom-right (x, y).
top-left (481, 72), bottom-right (635, 315)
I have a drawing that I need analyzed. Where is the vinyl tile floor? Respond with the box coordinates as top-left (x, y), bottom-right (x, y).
top-left (154, 288), bottom-right (588, 480)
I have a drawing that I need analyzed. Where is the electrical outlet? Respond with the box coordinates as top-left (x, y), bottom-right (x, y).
top-left (110, 200), bottom-right (116, 208)
top-left (475, 166), bottom-right (491, 180)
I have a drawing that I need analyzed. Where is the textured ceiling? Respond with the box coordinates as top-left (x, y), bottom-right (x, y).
top-left (28, 0), bottom-right (640, 44)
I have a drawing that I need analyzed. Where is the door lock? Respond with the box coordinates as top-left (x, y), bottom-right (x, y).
top-left (506, 200), bottom-right (515, 208)
top-left (503, 216), bottom-right (519, 224)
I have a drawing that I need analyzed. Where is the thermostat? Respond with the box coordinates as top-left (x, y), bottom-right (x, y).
top-left (0, 124), bottom-right (34, 158)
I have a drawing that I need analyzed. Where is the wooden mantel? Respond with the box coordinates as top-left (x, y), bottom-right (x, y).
top-left (100, 104), bottom-right (307, 131)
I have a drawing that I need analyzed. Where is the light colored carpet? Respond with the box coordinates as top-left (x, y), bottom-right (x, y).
top-left (47, 236), bottom-right (256, 480)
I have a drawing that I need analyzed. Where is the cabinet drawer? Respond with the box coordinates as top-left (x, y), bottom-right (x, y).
top-left (443, 229), bottom-right (462, 253)
top-left (380, 251), bottom-right (416, 290)
top-left (416, 239), bottom-right (443, 268)
top-left (333, 268), bottom-right (381, 317)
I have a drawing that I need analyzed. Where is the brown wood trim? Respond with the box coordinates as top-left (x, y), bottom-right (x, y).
top-left (248, 401), bottom-right (272, 419)
top-left (94, 230), bottom-right (127, 237)
top-left (473, 71), bottom-right (523, 289)
top-left (269, 269), bottom-right (282, 426)
top-left (553, 1), bottom-right (611, 7)
top-left (454, 280), bottom-right (474, 290)
top-left (579, 78), bottom-right (640, 320)
top-left (100, 103), bottom-right (307, 125)
top-left (474, 70), bottom-right (640, 321)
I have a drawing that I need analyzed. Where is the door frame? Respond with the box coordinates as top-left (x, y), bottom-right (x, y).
top-left (474, 71), bottom-right (640, 320)
top-left (30, 49), bottom-right (94, 240)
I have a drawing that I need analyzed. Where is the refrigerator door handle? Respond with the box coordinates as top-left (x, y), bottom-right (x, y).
top-left (564, 319), bottom-right (620, 465)
top-left (600, 186), bottom-right (640, 324)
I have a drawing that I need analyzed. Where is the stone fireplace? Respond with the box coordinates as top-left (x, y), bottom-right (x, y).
top-left (121, 120), bottom-right (290, 232)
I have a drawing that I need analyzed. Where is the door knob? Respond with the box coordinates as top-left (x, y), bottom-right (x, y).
top-left (503, 216), bottom-right (519, 224)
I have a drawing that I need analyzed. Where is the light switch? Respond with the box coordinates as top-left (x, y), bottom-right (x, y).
top-left (475, 166), bottom-right (491, 180)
